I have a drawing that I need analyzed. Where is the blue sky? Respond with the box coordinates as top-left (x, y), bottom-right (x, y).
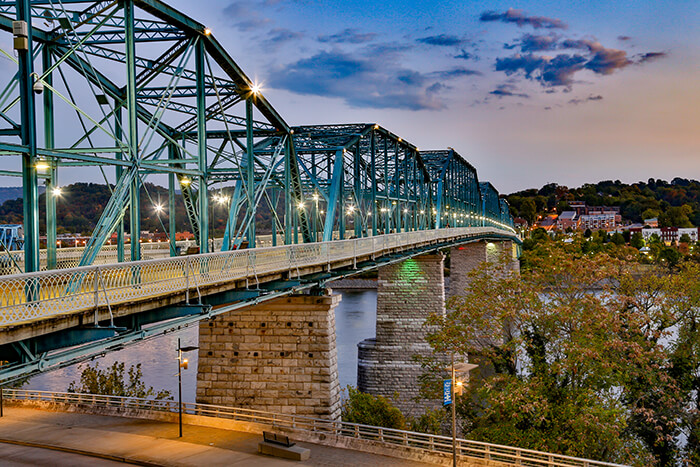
top-left (2, 1), bottom-right (696, 194)
top-left (167, 0), bottom-right (698, 193)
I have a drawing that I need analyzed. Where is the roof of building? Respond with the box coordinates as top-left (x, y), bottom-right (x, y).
top-left (558, 211), bottom-right (577, 220)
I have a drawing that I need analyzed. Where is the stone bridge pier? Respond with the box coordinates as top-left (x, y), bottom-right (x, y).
top-left (358, 240), bottom-right (519, 418)
top-left (196, 291), bottom-right (341, 420)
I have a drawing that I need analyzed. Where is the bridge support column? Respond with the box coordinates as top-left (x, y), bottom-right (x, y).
top-left (448, 240), bottom-right (519, 298)
top-left (196, 291), bottom-right (341, 420)
top-left (358, 254), bottom-right (446, 418)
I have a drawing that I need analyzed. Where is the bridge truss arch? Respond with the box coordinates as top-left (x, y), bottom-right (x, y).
top-left (0, 0), bottom-right (515, 275)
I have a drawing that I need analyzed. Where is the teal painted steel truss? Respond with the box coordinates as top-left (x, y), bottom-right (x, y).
top-left (0, 0), bottom-right (514, 274)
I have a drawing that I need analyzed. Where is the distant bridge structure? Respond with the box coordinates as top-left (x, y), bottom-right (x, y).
top-left (0, 0), bottom-right (519, 404)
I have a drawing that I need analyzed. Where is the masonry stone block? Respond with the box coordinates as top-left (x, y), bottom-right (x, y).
top-left (358, 254), bottom-right (446, 418)
top-left (197, 292), bottom-right (341, 420)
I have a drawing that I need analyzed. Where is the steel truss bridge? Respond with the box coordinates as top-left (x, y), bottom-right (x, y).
top-left (0, 0), bottom-right (518, 383)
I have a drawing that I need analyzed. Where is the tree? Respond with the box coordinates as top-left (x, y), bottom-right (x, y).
top-left (424, 242), bottom-right (700, 465)
top-left (519, 198), bottom-right (537, 225)
top-left (631, 232), bottom-right (645, 249)
top-left (583, 228), bottom-right (592, 238)
top-left (659, 205), bottom-right (694, 228)
top-left (641, 209), bottom-right (660, 221)
top-left (341, 386), bottom-right (406, 430)
top-left (680, 233), bottom-right (692, 244)
top-left (611, 232), bottom-right (625, 245)
top-left (68, 362), bottom-right (172, 400)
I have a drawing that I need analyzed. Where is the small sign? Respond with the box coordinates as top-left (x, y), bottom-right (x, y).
top-left (443, 379), bottom-right (452, 406)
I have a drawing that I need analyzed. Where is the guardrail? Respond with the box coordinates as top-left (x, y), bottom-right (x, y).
top-left (0, 231), bottom-right (360, 274)
top-left (4, 389), bottom-right (624, 467)
top-left (0, 227), bottom-right (515, 327)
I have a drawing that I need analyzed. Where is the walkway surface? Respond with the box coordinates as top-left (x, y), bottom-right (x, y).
top-left (0, 407), bottom-right (437, 466)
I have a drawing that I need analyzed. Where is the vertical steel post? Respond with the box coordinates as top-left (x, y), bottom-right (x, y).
top-left (370, 130), bottom-right (377, 236)
top-left (168, 144), bottom-right (177, 256)
top-left (451, 352), bottom-right (457, 467)
top-left (177, 337), bottom-right (183, 437)
top-left (284, 138), bottom-right (292, 245)
top-left (245, 98), bottom-right (255, 247)
top-left (271, 188), bottom-right (277, 246)
top-left (43, 46), bottom-right (57, 270)
top-left (114, 103), bottom-right (125, 262)
top-left (125, 0), bottom-right (140, 261)
top-left (18, 0), bottom-right (39, 274)
top-left (353, 143), bottom-right (361, 238)
top-left (195, 40), bottom-right (208, 253)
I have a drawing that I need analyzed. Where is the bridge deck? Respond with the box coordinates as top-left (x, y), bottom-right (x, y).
top-left (0, 228), bottom-right (517, 340)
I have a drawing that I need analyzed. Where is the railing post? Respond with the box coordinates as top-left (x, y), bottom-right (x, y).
top-left (185, 256), bottom-right (190, 304)
top-left (353, 240), bottom-right (357, 268)
top-left (93, 267), bottom-right (99, 309)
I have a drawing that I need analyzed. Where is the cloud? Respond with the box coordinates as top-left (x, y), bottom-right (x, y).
top-left (636, 52), bottom-right (667, 63)
top-left (495, 37), bottom-right (662, 88)
top-left (617, 35), bottom-right (632, 41)
top-left (267, 49), bottom-right (447, 110)
top-left (480, 8), bottom-right (567, 30)
top-left (560, 39), bottom-right (631, 74)
top-left (496, 53), bottom-right (587, 87)
top-left (318, 28), bottom-right (377, 44)
top-left (264, 28), bottom-right (304, 48)
top-left (505, 33), bottom-right (560, 52)
top-left (568, 94), bottom-right (603, 105)
top-left (454, 49), bottom-right (474, 60)
top-left (417, 34), bottom-right (465, 47)
top-left (434, 67), bottom-right (482, 79)
top-left (223, 2), bottom-right (271, 31)
top-left (489, 84), bottom-right (529, 98)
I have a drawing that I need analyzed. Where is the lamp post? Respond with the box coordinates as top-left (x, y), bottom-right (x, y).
top-left (177, 338), bottom-right (199, 437)
top-left (449, 354), bottom-right (478, 467)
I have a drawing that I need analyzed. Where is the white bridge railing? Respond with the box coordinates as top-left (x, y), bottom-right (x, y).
top-left (0, 227), bottom-right (514, 328)
top-left (4, 389), bottom-right (624, 467)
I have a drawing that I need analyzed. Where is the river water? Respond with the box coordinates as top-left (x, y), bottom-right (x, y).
top-left (26, 289), bottom-right (377, 402)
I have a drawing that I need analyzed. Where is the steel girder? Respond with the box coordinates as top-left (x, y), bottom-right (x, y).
top-left (0, 0), bottom-right (293, 269)
top-left (0, 0), bottom-right (514, 275)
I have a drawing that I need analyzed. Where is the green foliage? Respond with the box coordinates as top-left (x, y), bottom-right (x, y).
top-left (0, 182), bottom-right (278, 236)
top-left (341, 386), bottom-right (406, 430)
top-left (409, 407), bottom-right (448, 435)
top-left (424, 243), bottom-right (700, 465)
top-left (631, 232), bottom-right (645, 249)
top-left (507, 178), bottom-right (700, 226)
top-left (680, 233), bottom-right (692, 244)
top-left (611, 232), bottom-right (625, 245)
top-left (68, 362), bottom-right (172, 400)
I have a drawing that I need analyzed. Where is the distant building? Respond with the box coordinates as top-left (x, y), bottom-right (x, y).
top-left (569, 201), bottom-right (588, 216)
top-left (641, 227), bottom-right (699, 244)
top-left (644, 218), bottom-right (659, 228)
top-left (557, 211), bottom-right (578, 230)
top-left (579, 213), bottom-right (618, 231)
top-left (538, 214), bottom-right (558, 231)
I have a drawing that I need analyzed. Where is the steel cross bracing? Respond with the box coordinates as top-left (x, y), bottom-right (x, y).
top-left (0, 0), bottom-right (515, 279)
top-left (0, 226), bottom-right (520, 384)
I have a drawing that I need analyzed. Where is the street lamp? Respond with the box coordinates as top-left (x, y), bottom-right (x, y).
top-left (177, 338), bottom-right (199, 438)
top-left (447, 355), bottom-right (478, 467)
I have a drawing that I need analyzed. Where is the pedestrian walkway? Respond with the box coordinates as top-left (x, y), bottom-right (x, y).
top-left (0, 407), bottom-right (437, 466)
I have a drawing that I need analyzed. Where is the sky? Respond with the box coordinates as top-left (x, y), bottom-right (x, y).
top-left (161, 0), bottom-right (699, 193)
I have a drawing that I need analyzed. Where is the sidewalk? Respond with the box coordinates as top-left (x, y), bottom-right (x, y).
top-left (0, 407), bottom-right (436, 466)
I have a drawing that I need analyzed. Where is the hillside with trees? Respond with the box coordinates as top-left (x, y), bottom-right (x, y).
top-left (0, 182), bottom-right (276, 236)
top-left (507, 178), bottom-right (700, 227)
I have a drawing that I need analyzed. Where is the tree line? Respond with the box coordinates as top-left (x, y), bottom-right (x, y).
top-left (507, 177), bottom-right (700, 227)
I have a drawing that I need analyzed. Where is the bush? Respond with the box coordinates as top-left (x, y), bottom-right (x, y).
top-left (341, 386), bottom-right (406, 429)
top-left (68, 362), bottom-right (172, 400)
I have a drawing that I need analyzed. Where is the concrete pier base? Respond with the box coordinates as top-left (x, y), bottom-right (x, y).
top-left (196, 292), bottom-right (341, 420)
top-left (358, 254), bottom-right (446, 418)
